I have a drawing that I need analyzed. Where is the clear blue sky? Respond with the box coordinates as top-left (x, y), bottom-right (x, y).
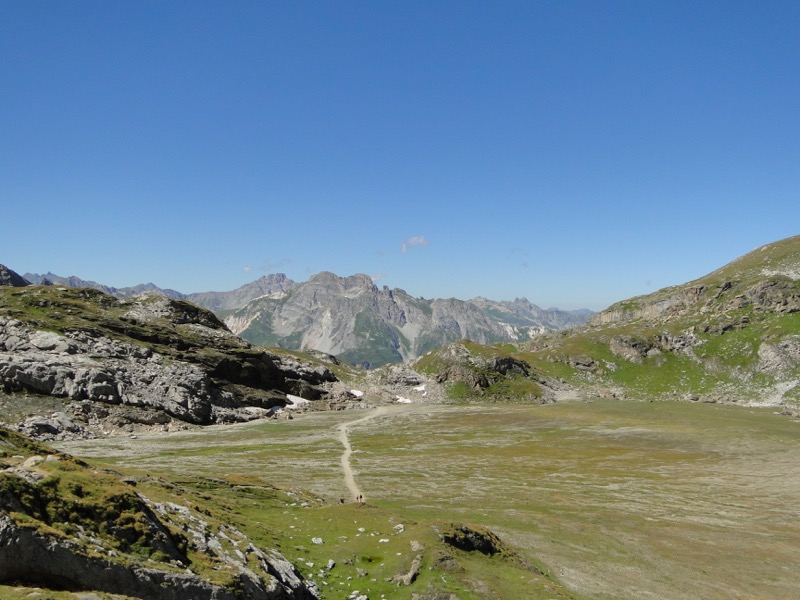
top-left (2, 1), bottom-right (798, 310)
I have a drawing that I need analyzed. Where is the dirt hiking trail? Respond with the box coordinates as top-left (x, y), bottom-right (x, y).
top-left (336, 406), bottom-right (389, 501)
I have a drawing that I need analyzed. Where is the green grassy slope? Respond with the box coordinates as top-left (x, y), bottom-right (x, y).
top-left (415, 236), bottom-right (800, 409)
top-left (31, 415), bottom-right (581, 600)
top-left (56, 400), bottom-right (800, 600)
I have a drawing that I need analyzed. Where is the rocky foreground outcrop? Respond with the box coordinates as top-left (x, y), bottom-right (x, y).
top-left (0, 286), bottom-right (342, 438)
top-left (0, 427), bottom-right (318, 598)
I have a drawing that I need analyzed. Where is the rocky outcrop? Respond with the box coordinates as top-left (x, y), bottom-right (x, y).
top-left (0, 427), bottom-right (318, 599)
top-left (0, 288), bottom-right (338, 436)
top-left (439, 523), bottom-right (506, 557)
top-left (425, 342), bottom-right (543, 397)
top-left (392, 553), bottom-right (422, 586)
top-left (758, 336), bottom-right (800, 373)
top-left (740, 279), bottom-right (800, 313)
top-left (609, 336), bottom-right (657, 364)
top-left (0, 516), bottom-right (250, 600)
top-left (0, 265), bottom-right (29, 288)
top-left (0, 318), bottom-right (216, 424)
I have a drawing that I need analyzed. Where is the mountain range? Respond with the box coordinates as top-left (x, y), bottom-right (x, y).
top-left (3, 236), bottom-right (799, 600)
top-left (7, 234), bottom-right (799, 416)
top-left (22, 270), bottom-right (592, 367)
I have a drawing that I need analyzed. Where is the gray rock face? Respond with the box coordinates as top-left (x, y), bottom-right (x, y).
top-left (187, 274), bottom-right (297, 313)
top-left (0, 264), bottom-right (30, 287)
top-left (223, 272), bottom-right (592, 367)
top-left (758, 336), bottom-right (800, 373)
top-left (0, 289), bottom-right (338, 436)
top-left (0, 316), bottom-right (215, 425)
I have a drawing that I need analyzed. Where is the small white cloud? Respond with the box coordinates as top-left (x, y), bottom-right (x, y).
top-left (401, 235), bottom-right (429, 254)
top-left (242, 265), bottom-right (253, 272)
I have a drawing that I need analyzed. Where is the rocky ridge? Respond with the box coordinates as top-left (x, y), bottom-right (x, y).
top-left (21, 267), bottom-right (591, 368)
top-left (224, 272), bottom-right (591, 367)
top-left (518, 235), bottom-right (800, 409)
top-left (23, 272), bottom-right (298, 311)
top-left (0, 285), bottom-right (346, 439)
top-left (592, 236), bottom-right (800, 326)
top-left (0, 265), bottom-right (30, 288)
top-left (187, 274), bottom-right (298, 314)
top-left (24, 271), bottom-right (185, 300)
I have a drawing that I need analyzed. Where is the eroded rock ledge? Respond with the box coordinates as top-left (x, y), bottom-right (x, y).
top-left (0, 288), bottom-right (340, 437)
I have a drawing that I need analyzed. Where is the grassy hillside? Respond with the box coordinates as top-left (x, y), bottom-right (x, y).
top-left (0, 426), bottom-right (316, 598)
top-left (415, 236), bottom-right (800, 410)
top-left (20, 416), bottom-right (581, 600)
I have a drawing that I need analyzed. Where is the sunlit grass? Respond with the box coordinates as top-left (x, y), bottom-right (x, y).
top-left (57, 400), bottom-right (800, 600)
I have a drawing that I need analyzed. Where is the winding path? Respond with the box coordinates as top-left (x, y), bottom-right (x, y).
top-left (336, 407), bottom-right (388, 502)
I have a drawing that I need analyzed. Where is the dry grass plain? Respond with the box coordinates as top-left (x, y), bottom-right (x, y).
top-left (57, 399), bottom-right (800, 600)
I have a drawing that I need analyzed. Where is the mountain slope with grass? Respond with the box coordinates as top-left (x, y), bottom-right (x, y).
top-left (2, 422), bottom-right (582, 600)
top-left (415, 235), bottom-right (800, 411)
top-left (0, 426), bottom-right (319, 598)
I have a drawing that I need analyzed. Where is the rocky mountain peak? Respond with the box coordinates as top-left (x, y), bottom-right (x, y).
top-left (310, 271), bottom-right (375, 288)
top-left (225, 273), bottom-right (592, 367)
top-left (185, 273), bottom-right (297, 313)
top-left (0, 264), bottom-right (30, 287)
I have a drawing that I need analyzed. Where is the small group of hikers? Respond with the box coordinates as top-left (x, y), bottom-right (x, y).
top-left (339, 494), bottom-right (364, 504)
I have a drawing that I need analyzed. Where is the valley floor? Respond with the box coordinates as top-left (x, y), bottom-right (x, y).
top-left (57, 399), bottom-right (800, 600)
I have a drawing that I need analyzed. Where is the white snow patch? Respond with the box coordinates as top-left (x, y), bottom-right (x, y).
top-left (286, 394), bottom-right (311, 409)
top-left (350, 389), bottom-right (364, 398)
top-left (395, 396), bottom-right (412, 404)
